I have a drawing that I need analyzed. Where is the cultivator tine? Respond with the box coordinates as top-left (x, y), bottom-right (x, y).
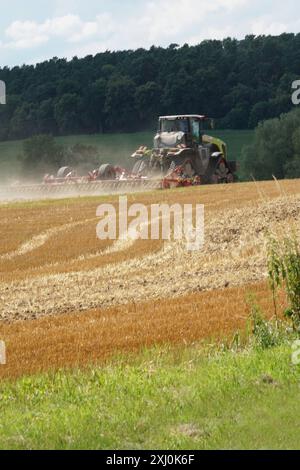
top-left (0, 177), bottom-right (165, 201)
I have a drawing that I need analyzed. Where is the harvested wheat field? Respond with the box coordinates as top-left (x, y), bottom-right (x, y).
top-left (1, 178), bottom-right (300, 379)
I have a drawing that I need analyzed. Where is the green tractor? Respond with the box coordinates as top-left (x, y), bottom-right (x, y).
top-left (131, 115), bottom-right (237, 184)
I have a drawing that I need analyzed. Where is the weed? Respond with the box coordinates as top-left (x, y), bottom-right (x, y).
top-left (246, 295), bottom-right (284, 349)
top-left (268, 235), bottom-right (300, 330)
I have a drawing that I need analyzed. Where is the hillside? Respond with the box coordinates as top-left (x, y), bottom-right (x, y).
top-left (0, 35), bottom-right (299, 140)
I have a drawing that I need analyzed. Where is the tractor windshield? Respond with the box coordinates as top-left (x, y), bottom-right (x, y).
top-left (161, 119), bottom-right (189, 133)
top-left (191, 119), bottom-right (201, 143)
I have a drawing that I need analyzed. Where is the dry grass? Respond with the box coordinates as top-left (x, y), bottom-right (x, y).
top-left (1, 191), bottom-right (300, 321)
top-left (0, 281), bottom-right (287, 379)
top-left (0, 179), bottom-right (300, 378)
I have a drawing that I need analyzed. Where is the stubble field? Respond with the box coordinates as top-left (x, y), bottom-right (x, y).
top-left (1, 179), bottom-right (300, 379)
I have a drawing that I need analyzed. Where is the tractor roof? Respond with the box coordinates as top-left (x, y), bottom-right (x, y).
top-left (159, 115), bottom-right (208, 120)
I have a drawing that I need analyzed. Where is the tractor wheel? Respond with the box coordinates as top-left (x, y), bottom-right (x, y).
top-left (212, 160), bottom-right (233, 184)
top-left (226, 172), bottom-right (234, 183)
top-left (98, 164), bottom-right (116, 180)
top-left (57, 166), bottom-right (73, 178)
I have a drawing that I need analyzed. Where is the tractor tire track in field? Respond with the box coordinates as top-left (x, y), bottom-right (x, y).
top-left (0, 217), bottom-right (98, 261)
top-left (101, 213), bottom-right (171, 255)
top-left (1, 196), bottom-right (300, 322)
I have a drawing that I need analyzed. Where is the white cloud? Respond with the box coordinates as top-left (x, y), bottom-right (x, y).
top-left (70, 14), bottom-right (114, 43)
top-left (5, 20), bottom-right (48, 49)
top-left (135, 0), bottom-right (248, 43)
top-left (1, 0), bottom-right (300, 66)
top-left (1, 0), bottom-right (248, 53)
top-left (3, 13), bottom-right (115, 50)
top-left (251, 17), bottom-right (289, 36)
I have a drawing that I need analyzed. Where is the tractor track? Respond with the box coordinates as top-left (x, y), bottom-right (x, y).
top-left (0, 217), bottom-right (98, 261)
top-left (1, 195), bottom-right (300, 322)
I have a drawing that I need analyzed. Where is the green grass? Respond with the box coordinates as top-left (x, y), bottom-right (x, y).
top-left (0, 139), bottom-right (24, 181)
top-left (0, 130), bottom-right (254, 182)
top-left (0, 342), bottom-right (299, 450)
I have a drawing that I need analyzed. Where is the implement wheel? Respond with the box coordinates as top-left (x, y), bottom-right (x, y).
top-left (98, 164), bottom-right (116, 180)
top-left (57, 166), bottom-right (73, 178)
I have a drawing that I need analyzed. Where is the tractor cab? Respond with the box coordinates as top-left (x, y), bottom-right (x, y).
top-left (154, 115), bottom-right (214, 150)
top-left (154, 115), bottom-right (229, 176)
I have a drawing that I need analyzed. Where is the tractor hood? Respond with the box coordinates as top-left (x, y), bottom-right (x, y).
top-left (154, 131), bottom-right (185, 149)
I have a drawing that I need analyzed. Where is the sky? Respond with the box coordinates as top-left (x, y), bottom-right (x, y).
top-left (0, 0), bottom-right (299, 67)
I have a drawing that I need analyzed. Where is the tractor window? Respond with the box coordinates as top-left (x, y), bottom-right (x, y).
top-left (178, 120), bottom-right (189, 133)
top-left (191, 120), bottom-right (201, 143)
top-left (161, 119), bottom-right (189, 133)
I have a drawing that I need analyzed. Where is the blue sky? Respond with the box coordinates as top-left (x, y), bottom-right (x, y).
top-left (0, 0), bottom-right (299, 67)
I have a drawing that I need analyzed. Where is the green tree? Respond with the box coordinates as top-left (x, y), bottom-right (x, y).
top-left (243, 108), bottom-right (300, 180)
top-left (135, 81), bottom-right (161, 126)
top-left (10, 103), bottom-right (38, 139)
top-left (1, 34), bottom-right (300, 138)
top-left (105, 76), bottom-right (136, 131)
top-left (82, 79), bottom-right (107, 133)
top-left (22, 135), bottom-right (64, 177)
top-left (54, 93), bottom-right (81, 134)
top-left (62, 143), bottom-right (100, 173)
top-left (248, 101), bottom-right (275, 128)
top-left (37, 99), bottom-right (56, 134)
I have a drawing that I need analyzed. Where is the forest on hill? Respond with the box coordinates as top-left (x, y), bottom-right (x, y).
top-left (0, 33), bottom-right (300, 141)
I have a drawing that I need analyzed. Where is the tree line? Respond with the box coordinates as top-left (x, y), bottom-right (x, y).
top-left (0, 34), bottom-right (300, 140)
top-left (242, 107), bottom-right (300, 180)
